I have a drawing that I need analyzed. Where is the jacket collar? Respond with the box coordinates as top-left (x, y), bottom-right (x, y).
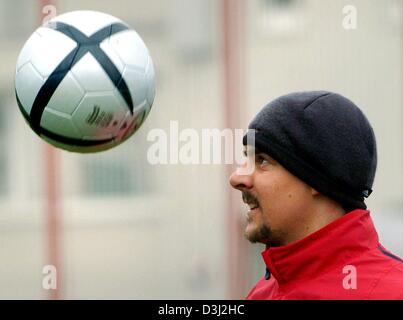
top-left (261, 209), bottom-right (379, 285)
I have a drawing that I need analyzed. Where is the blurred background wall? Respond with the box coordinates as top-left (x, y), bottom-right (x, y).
top-left (0, 0), bottom-right (401, 299)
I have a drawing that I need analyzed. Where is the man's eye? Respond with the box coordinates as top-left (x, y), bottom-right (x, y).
top-left (256, 155), bottom-right (270, 167)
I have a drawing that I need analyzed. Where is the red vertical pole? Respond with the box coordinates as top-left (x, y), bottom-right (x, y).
top-left (38, 0), bottom-right (62, 300)
top-left (44, 144), bottom-right (61, 300)
top-left (222, 0), bottom-right (248, 299)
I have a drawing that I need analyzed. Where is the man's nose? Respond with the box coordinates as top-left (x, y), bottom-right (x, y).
top-left (229, 163), bottom-right (254, 191)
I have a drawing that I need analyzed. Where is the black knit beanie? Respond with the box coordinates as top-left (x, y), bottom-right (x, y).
top-left (242, 91), bottom-right (377, 210)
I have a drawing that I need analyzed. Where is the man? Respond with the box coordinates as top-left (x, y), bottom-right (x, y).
top-left (229, 91), bottom-right (403, 299)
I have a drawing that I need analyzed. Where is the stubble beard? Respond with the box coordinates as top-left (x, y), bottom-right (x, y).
top-left (245, 221), bottom-right (283, 247)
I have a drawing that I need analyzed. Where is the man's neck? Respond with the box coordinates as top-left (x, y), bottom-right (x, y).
top-left (282, 202), bottom-right (345, 246)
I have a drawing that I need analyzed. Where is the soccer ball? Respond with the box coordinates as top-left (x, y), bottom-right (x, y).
top-left (15, 10), bottom-right (155, 153)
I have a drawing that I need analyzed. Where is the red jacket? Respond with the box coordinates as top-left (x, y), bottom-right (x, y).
top-left (246, 209), bottom-right (403, 300)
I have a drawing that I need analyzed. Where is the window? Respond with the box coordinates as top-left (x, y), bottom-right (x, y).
top-left (80, 130), bottom-right (154, 197)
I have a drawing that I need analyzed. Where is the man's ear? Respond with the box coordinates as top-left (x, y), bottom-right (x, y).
top-left (311, 188), bottom-right (320, 196)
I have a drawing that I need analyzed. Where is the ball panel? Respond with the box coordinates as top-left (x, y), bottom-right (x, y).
top-left (47, 72), bottom-right (85, 115)
top-left (41, 108), bottom-right (82, 139)
top-left (115, 107), bottom-right (147, 143)
top-left (145, 57), bottom-right (156, 108)
top-left (71, 92), bottom-right (127, 137)
top-left (99, 41), bottom-right (125, 74)
top-left (108, 30), bottom-right (149, 69)
top-left (118, 66), bottom-right (148, 110)
top-left (71, 53), bottom-right (117, 92)
top-left (50, 10), bottom-right (122, 37)
top-left (15, 62), bottom-right (44, 115)
top-left (32, 27), bottom-right (77, 78)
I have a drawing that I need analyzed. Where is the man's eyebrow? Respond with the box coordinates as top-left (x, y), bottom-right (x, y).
top-left (254, 151), bottom-right (276, 162)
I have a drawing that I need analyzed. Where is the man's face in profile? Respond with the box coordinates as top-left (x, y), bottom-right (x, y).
top-left (229, 146), bottom-right (315, 246)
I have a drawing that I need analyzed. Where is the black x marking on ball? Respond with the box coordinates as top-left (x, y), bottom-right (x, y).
top-left (29, 21), bottom-right (133, 132)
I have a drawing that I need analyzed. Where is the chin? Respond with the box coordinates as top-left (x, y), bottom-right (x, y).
top-left (244, 225), bottom-right (263, 243)
top-left (244, 221), bottom-right (277, 245)
top-left (244, 221), bottom-right (256, 235)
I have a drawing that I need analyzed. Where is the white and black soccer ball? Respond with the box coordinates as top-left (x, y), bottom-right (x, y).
top-left (15, 10), bottom-right (155, 153)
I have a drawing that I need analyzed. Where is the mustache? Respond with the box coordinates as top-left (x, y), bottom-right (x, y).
top-left (242, 191), bottom-right (259, 206)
